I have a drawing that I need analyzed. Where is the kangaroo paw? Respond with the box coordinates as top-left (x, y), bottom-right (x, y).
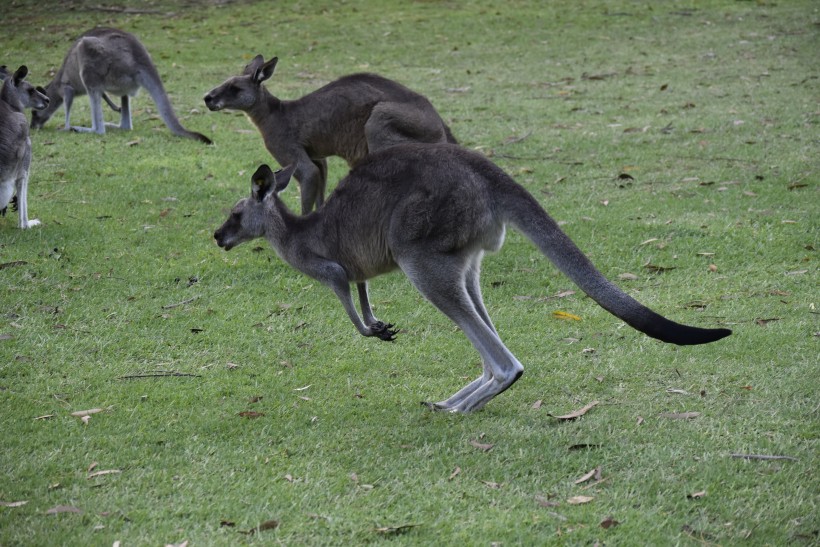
top-left (10, 195), bottom-right (18, 212)
top-left (370, 321), bottom-right (398, 341)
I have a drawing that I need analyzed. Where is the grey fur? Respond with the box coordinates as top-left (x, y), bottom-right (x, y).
top-left (0, 65), bottom-right (49, 229)
top-left (30, 27), bottom-right (211, 144)
top-left (204, 55), bottom-right (456, 213)
top-left (214, 144), bottom-right (731, 413)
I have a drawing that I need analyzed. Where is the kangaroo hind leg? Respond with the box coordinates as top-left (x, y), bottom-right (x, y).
top-left (400, 253), bottom-right (524, 413)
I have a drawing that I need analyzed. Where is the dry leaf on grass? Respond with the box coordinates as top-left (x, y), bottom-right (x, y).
top-left (0, 500), bottom-right (28, 507)
top-left (574, 468), bottom-right (595, 485)
top-left (448, 467), bottom-right (461, 480)
top-left (550, 401), bottom-right (599, 420)
top-left (70, 408), bottom-right (104, 417)
top-left (600, 516), bottom-right (620, 529)
top-left (87, 469), bottom-right (121, 480)
top-left (375, 523), bottom-right (419, 535)
top-left (238, 411), bottom-right (265, 419)
top-left (755, 317), bottom-right (780, 326)
top-left (574, 467), bottom-right (602, 485)
top-left (238, 519), bottom-right (279, 535)
top-left (687, 490), bottom-right (707, 499)
top-left (532, 399), bottom-right (543, 409)
top-left (45, 505), bottom-right (83, 515)
top-left (643, 263), bottom-right (676, 273)
top-left (567, 495), bottom-right (594, 505)
top-left (470, 440), bottom-right (494, 452)
top-left (552, 310), bottom-right (582, 321)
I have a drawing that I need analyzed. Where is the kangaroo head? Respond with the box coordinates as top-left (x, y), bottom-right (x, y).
top-left (0, 65), bottom-right (49, 112)
top-left (203, 55), bottom-right (278, 112)
top-left (29, 77), bottom-right (62, 128)
top-left (214, 163), bottom-right (295, 251)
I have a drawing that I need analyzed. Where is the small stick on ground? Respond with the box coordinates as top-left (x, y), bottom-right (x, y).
top-left (730, 453), bottom-right (798, 462)
top-left (118, 370), bottom-right (201, 380)
top-left (162, 296), bottom-right (200, 309)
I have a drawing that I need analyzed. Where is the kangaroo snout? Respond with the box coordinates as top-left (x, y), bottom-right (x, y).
top-left (213, 229), bottom-right (230, 250)
top-left (203, 93), bottom-right (221, 111)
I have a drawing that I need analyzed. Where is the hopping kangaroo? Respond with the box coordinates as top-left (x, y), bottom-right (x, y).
top-left (214, 144), bottom-right (731, 413)
top-left (31, 27), bottom-right (212, 144)
top-left (204, 55), bottom-right (456, 213)
top-left (0, 66), bottom-right (49, 229)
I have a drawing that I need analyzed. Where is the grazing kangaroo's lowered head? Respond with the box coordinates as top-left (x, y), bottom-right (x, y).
top-left (204, 55), bottom-right (456, 213)
top-left (214, 144), bottom-right (731, 413)
top-left (30, 27), bottom-right (211, 144)
top-left (1, 65), bottom-right (49, 229)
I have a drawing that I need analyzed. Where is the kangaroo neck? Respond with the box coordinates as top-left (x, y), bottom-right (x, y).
top-left (247, 87), bottom-right (285, 127)
top-left (267, 199), bottom-right (322, 262)
top-left (0, 82), bottom-right (22, 112)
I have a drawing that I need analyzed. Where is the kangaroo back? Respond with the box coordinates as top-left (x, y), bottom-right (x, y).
top-left (497, 180), bottom-right (731, 345)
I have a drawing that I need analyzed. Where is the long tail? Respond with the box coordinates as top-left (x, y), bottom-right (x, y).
top-left (139, 67), bottom-right (212, 144)
top-left (501, 184), bottom-right (731, 346)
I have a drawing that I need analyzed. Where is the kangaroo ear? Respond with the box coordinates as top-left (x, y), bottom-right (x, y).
top-left (273, 164), bottom-right (296, 193)
top-left (243, 54), bottom-right (264, 76)
top-left (251, 164), bottom-right (276, 202)
top-left (253, 56), bottom-right (278, 84)
top-left (13, 65), bottom-right (28, 84)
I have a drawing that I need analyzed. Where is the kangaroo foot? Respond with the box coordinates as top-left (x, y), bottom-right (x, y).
top-left (370, 321), bottom-right (398, 341)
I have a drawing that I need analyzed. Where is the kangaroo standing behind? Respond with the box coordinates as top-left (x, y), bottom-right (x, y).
top-left (0, 66), bottom-right (49, 229)
top-left (30, 27), bottom-right (212, 144)
top-left (214, 144), bottom-right (731, 413)
top-left (204, 55), bottom-right (456, 213)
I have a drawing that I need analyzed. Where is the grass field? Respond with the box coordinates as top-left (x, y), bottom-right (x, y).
top-left (1, 0), bottom-right (817, 544)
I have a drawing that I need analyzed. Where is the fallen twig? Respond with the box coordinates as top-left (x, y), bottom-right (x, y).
top-left (731, 453), bottom-right (798, 462)
top-left (118, 370), bottom-right (201, 380)
top-left (498, 131), bottom-right (532, 146)
top-left (0, 260), bottom-right (28, 270)
top-left (161, 296), bottom-right (199, 309)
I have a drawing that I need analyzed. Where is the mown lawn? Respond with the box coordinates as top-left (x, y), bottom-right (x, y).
top-left (1, 0), bottom-right (817, 544)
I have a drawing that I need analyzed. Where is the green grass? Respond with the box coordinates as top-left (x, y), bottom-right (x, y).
top-left (1, 0), bottom-right (817, 544)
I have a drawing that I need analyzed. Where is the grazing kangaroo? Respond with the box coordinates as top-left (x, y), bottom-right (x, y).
top-left (204, 55), bottom-right (456, 213)
top-left (0, 65), bottom-right (49, 229)
top-left (214, 144), bottom-right (731, 413)
top-left (30, 27), bottom-right (212, 144)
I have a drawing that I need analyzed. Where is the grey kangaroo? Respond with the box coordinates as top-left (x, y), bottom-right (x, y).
top-left (0, 66), bottom-right (49, 229)
top-left (204, 55), bottom-right (456, 213)
top-left (30, 27), bottom-right (212, 144)
top-left (214, 144), bottom-right (731, 413)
